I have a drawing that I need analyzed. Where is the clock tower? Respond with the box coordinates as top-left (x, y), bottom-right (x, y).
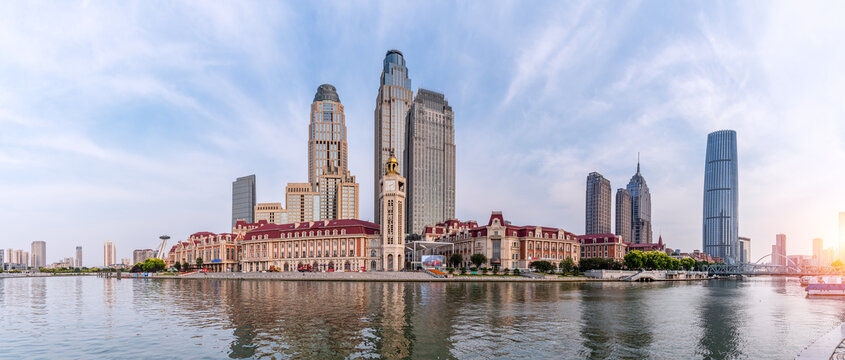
top-left (379, 154), bottom-right (406, 271)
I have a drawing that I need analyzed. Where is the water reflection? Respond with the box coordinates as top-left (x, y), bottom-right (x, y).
top-left (2, 277), bottom-right (842, 359)
top-left (696, 280), bottom-right (745, 359)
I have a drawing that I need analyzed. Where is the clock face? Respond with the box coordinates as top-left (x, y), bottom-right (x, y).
top-left (386, 180), bottom-right (396, 191)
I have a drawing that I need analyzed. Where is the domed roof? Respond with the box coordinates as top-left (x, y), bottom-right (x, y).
top-left (313, 84), bottom-right (340, 102)
top-left (385, 154), bottom-right (400, 176)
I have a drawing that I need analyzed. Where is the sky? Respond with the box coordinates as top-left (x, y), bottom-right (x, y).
top-left (1, 1), bottom-right (844, 267)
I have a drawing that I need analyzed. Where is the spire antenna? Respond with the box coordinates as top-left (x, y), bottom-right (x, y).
top-left (637, 152), bottom-right (641, 173)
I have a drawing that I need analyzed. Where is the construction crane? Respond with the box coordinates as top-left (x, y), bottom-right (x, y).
top-left (156, 235), bottom-right (170, 259)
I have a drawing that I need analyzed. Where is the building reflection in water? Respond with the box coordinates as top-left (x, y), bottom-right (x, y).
top-left (696, 280), bottom-right (744, 359)
top-left (578, 282), bottom-right (655, 358)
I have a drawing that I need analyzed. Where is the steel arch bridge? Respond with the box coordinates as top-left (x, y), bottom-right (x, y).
top-left (702, 252), bottom-right (839, 275)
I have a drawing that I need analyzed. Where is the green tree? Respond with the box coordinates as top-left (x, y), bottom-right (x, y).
top-left (559, 258), bottom-right (575, 274)
top-left (130, 263), bottom-right (143, 273)
top-left (141, 258), bottom-right (166, 273)
top-left (624, 251), bottom-right (644, 269)
top-left (833, 260), bottom-right (844, 268)
top-left (680, 257), bottom-right (695, 271)
top-left (530, 261), bottom-right (555, 273)
top-left (195, 257), bottom-right (204, 269)
top-left (449, 253), bottom-right (463, 268)
top-left (174, 261), bottom-right (182, 271)
top-left (470, 253), bottom-right (487, 268)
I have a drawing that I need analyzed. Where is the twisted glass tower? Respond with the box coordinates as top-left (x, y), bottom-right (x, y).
top-left (702, 130), bottom-right (739, 264)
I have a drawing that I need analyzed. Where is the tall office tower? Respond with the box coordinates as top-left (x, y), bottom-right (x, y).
top-left (255, 203), bottom-right (287, 225)
top-left (585, 172), bottom-right (612, 235)
top-left (30, 241), bottom-right (46, 270)
top-left (615, 189), bottom-right (632, 242)
top-left (772, 234), bottom-right (787, 266)
top-left (405, 89), bottom-right (455, 235)
top-left (379, 155), bottom-right (406, 271)
top-left (285, 183), bottom-right (319, 223)
top-left (0, 250), bottom-right (4, 269)
top-left (309, 84), bottom-right (360, 220)
top-left (104, 240), bottom-right (116, 267)
top-left (626, 160), bottom-right (653, 244)
top-left (5, 249), bottom-right (11, 264)
top-left (702, 130), bottom-right (739, 264)
top-left (232, 175), bottom-right (256, 227)
top-left (738, 236), bottom-right (751, 264)
top-left (22, 251), bottom-right (29, 267)
top-left (813, 238), bottom-right (824, 265)
top-left (75, 246), bottom-right (82, 268)
top-left (374, 49), bottom-right (413, 224)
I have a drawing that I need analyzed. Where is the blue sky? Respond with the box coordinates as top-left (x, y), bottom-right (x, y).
top-left (1, 1), bottom-right (844, 266)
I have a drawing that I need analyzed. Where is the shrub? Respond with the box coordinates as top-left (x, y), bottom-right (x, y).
top-left (481, 267), bottom-right (488, 274)
top-left (512, 268), bottom-right (520, 276)
top-left (470, 267), bottom-right (478, 272)
top-left (446, 267), bottom-right (455, 274)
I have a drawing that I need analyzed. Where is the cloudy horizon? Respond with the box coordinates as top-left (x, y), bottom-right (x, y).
top-left (1, 1), bottom-right (843, 266)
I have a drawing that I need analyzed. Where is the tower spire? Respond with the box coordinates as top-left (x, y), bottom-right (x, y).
top-left (637, 152), bottom-right (640, 174)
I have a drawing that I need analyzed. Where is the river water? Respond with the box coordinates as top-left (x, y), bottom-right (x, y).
top-left (0, 276), bottom-right (843, 359)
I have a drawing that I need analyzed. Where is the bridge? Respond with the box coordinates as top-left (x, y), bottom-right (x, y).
top-left (703, 252), bottom-right (840, 275)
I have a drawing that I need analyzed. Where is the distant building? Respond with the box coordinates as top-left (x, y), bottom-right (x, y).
top-left (702, 130), bottom-right (739, 264)
top-left (840, 212), bottom-right (845, 262)
top-left (772, 234), bottom-right (787, 266)
top-left (624, 160), bottom-right (652, 244)
top-left (585, 172), bottom-right (612, 235)
top-left (374, 49), bottom-right (414, 225)
top-left (132, 249), bottom-right (157, 264)
top-left (255, 202), bottom-right (287, 225)
top-left (427, 211), bottom-right (580, 270)
top-left (813, 238), bottom-right (824, 266)
top-left (405, 88), bottom-right (455, 235)
top-left (232, 175), bottom-right (256, 227)
top-left (31, 241), bottom-right (46, 270)
top-left (615, 188), bottom-right (631, 242)
top-left (626, 235), bottom-right (665, 254)
top-left (104, 240), bottom-right (116, 267)
top-left (121, 258), bottom-right (131, 267)
top-left (0, 250), bottom-right (4, 270)
top-left (578, 234), bottom-right (627, 262)
top-left (738, 236), bottom-right (751, 264)
top-left (75, 246), bottom-right (82, 268)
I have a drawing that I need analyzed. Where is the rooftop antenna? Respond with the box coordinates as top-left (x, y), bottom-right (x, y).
top-left (637, 152), bottom-right (641, 173)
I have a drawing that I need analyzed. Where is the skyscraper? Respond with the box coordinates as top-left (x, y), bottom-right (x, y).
top-left (374, 49), bottom-right (413, 224)
top-left (738, 236), bottom-right (751, 264)
top-left (308, 84), bottom-right (359, 221)
top-left (772, 234), bottom-right (786, 266)
top-left (703, 130), bottom-right (739, 264)
top-left (232, 175), bottom-right (256, 227)
top-left (626, 160), bottom-right (652, 244)
top-left (75, 246), bottom-right (82, 268)
top-left (255, 203), bottom-right (287, 225)
top-left (285, 183), bottom-right (319, 223)
top-left (405, 89), bottom-right (455, 235)
top-left (813, 238), bottom-right (824, 266)
top-left (585, 172), bottom-right (612, 235)
top-left (615, 188), bottom-right (632, 242)
top-left (104, 240), bottom-right (116, 267)
top-left (31, 241), bottom-right (46, 270)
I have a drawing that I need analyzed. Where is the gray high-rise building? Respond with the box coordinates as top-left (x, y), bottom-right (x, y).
top-left (585, 172), bottom-right (612, 235)
top-left (75, 246), bottom-right (82, 268)
top-left (405, 89), bottom-right (455, 235)
top-left (625, 161), bottom-right (653, 244)
top-left (702, 129), bottom-right (739, 264)
top-left (232, 175), bottom-right (256, 227)
top-left (615, 188), bottom-right (632, 242)
top-left (31, 241), bottom-right (46, 270)
top-left (374, 49), bottom-right (413, 224)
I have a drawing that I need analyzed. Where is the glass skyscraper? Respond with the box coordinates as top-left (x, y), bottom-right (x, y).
top-left (702, 130), bottom-right (739, 264)
top-left (374, 49), bottom-right (413, 224)
top-left (232, 174), bottom-right (256, 227)
top-left (625, 162), bottom-right (652, 244)
top-left (405, 89), bottom-right (455, 235)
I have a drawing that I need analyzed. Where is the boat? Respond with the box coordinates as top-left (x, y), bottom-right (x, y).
top-left (805, 276), bottom-right (845, 296)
